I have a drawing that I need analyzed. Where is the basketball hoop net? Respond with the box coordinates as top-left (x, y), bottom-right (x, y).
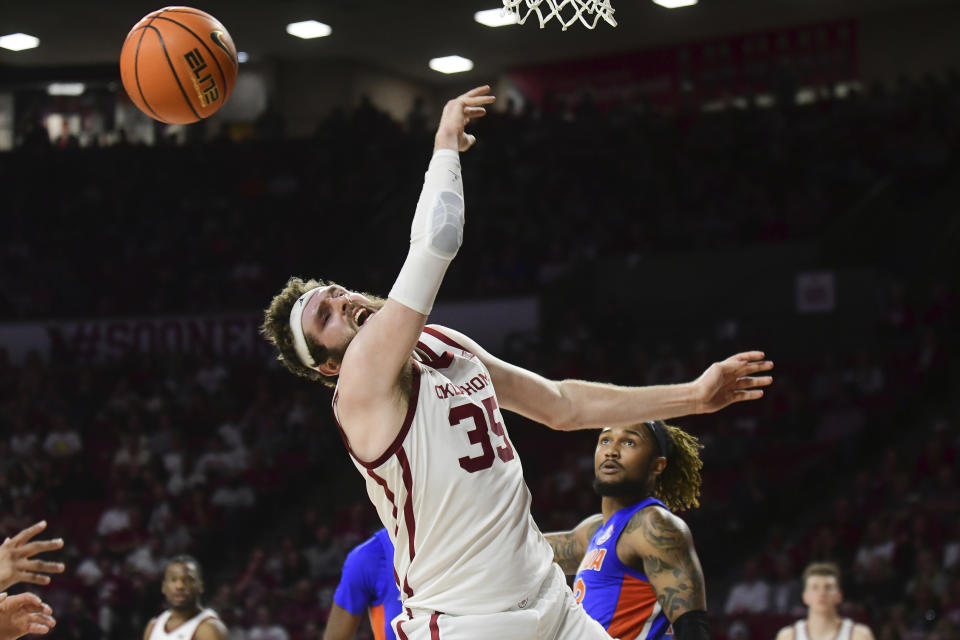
top-left (502, 0), bottom-right (617, 30)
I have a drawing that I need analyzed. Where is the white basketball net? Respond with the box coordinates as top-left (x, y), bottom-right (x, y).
top-left (502, 0), bottom-right (617, 30)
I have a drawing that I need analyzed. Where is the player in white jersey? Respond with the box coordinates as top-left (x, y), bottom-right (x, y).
top-left (775, 563), bottom-right (874, 640)
top-left (143, 555), bottom-right (227, 640)
top-left (262, 86), bottom-right (774, 639)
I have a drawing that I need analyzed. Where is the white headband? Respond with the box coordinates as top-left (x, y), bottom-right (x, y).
top-left (288, 285), bottom-right (330, 371)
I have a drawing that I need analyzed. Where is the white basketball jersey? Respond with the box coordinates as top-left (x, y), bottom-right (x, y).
top-left (794, 619), bottom-right (854, 640)
top-left (148, 609), bottom-right (218, 640)
top-left (333, 326), bottom-right (554, 616)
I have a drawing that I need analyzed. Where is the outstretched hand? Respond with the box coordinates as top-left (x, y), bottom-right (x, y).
top-left (435, 85), bottom-right (496, 153)
top-left (691, 351), bottom-right (773, 414)
top-left (0, 522), bottom-right (65, 593)
top-left (0, 592), bottom-right (56, 640)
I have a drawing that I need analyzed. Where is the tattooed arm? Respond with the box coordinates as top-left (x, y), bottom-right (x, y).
top-left (619, 506), bottom-right (706, 622)
top-left (544, 514), bottom-right (604, 575)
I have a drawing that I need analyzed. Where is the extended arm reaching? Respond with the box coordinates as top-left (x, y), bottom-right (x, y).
top-left (335, 87), bottom-right (496, 460)
top-left (388, 85), bottom-right (495, 317)
top-left (422, 326), bottom-right (772, 430)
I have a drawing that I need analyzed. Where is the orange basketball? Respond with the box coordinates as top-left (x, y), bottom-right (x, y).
top-left (119, 7), bottom-right (238, 124)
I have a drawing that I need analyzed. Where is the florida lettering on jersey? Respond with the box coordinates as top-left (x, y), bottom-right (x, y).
top-left (332, 326), bottom-right (554, 616)
top-left (574, 498), bottom-right (673, 640)
top-left (580, 548), bottom-right (608, 573)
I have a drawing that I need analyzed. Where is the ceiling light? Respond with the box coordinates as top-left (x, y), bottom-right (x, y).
top-left (47, 83), bottom-right (85, 96)
top-left (285, 20), bottom-right (332, 39)
top-left (237, 51), bottom-right (249, 63)
top-left (652, 0), bottom-right (697, 7)
top-left (0, 33), bottom-right (40, 51)
top-left (474, 8), bottom-right (519, 27)
top-left (429, 56), bottom-right (474, 74)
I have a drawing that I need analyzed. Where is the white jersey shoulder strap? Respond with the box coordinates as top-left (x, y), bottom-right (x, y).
top-left (794, 621), bottom-right (809, 640)
top-left (149, 612), bottom-right (173, 640)
top-left (149, 608), bottom-right (218, 640)
top-left (837, 619), bottom-right (854, 640)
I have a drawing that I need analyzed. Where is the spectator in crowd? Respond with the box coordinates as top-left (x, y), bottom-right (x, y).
top-left (853, 521), bottom-right (896, 572)
top-left (96, 490), bottom-right (134, 538)
top-left (248, 606), bottom-right (289, 640)
top-left (126, 537), bottom-right (165, 581)
top-left (113, 432), bottom-right (153, 473)
top-left (944, 518), bottom-right (960, 571)
top-left (56, 595), bottom-right (100, 640)
top-left (8, 418), bottom-right (38, 458)
top-left (725, 559), bottom-right (772, 615)
top-left (75, 540), bottom-right (106, 587)
top-left (303, 526), bottom-right (342, 581)
top-left (277, 579), bottom-right (321, 635)
top-left (770, 556), bottom-right (804, 616)
top-left (42, 414), bottom-right (82, 459)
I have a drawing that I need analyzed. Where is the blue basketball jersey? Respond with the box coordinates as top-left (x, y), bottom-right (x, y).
top-left (333, 528), bottom-right (401, 640)
top-left (574, 498), bottom-right (674, 640)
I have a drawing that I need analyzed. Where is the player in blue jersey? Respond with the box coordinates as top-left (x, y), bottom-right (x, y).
top-left (324, 529), bottom-right (401, 640)
top-left (546, 421), bottom-right (709, 640)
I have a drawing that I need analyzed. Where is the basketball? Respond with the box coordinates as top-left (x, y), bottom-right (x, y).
top-left (119, 7), bottom-right (238, 124)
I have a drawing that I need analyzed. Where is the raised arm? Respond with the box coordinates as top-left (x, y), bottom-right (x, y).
top-left (543, 514), bottom-right (604, 575)
top-left (424, 326), bottom-right (772, 430)
top-left (335, 87), bottom-right (495, 459)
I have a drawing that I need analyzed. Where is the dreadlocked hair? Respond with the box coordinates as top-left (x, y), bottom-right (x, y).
top-left (652, 423), bottom-right (704, 512)
top-left (261, 276), bottom-right (338, 387)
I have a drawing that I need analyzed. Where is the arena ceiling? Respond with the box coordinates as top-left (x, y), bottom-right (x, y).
top-left (0, 0), bottom-right (954, 85)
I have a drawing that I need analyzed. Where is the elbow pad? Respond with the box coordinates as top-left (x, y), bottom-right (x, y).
top-left (388, 149), bottom-right (464, 315)
top-left (673, 610), bottom-right (710, 640)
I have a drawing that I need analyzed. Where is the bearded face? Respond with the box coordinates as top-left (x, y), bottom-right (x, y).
top-left (592, 426), bottom-right (663, 499)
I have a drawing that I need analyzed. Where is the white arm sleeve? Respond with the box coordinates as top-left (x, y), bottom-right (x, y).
top-left (388, 148), bottom-right (464, 315)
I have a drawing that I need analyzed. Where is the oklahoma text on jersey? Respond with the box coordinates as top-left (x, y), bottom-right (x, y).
top-left (332, 326), bottom-right (554, 618)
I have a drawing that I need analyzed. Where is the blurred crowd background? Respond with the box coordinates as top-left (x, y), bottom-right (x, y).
top-left (2, 68), bottom-right (958, 640)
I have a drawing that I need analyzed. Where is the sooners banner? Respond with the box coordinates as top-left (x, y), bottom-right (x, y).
top-left (509, 19), bottom-right (858, 108)
top-left (0, 298), bottom-right (538, 364)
